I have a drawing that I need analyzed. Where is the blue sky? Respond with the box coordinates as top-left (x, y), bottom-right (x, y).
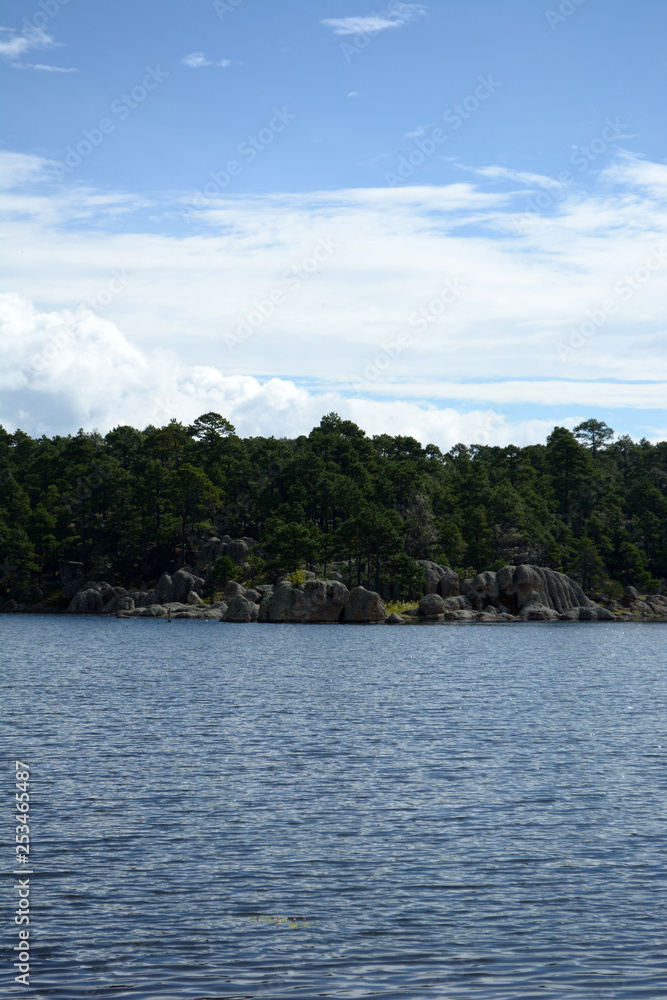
top-left (1, 0), bottom-right (666, 447)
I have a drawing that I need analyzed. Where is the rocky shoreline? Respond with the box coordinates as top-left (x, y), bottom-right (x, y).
top-left (3, 560), bottom-right (666, 624)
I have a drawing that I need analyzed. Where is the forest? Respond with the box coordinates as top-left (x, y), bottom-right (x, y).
top-left (1, 412), bottom-right (666, 603)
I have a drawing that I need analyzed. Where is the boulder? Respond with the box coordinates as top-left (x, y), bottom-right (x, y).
top-left (342, 586), bottom-right (386, 623)
top-left (468, 570), bottom-right (499, 606)
top-left (136, 604), bottom-right (168, 617)
top-left (259, 579), bottom-right (349, 623)
top-left (146, 569), bottom-right (205, 605)
top-left (223, 580), bottom-right (246, 601)
top-left (244, 588), bottom-right (262, 604)
top-left (623, 586), bottom-right (640, 604)
top-left (223, 595), bottom-right (259, 622)
top-left (445, 609), bottom-right (475, 621)
top-left (171, 568), bottom-right (205, 602)
top-left (67, 587), bottom-right (104, 613)
top-left (128, 591), bottom-right (149, 606)
top-left (519, 601), bottom-right (560, 621)
top-left (301, 579), bottom-right (349, 622)
top-left (468, 564), bottom-right (599, 616)
top-left (419, 593), bottom-right (445, 617)
top-left (226, 539), bottom-right (248, 564)
top-left (152, 572), bottom-right (175, 604)
top-left (443, 595), bottom-right (469, 610)
top-left (258, 581), bottom-right (299, 622)
top-left (67, 589), bottom-right (97, 613)
top-left (186, 590), bottom-right (205, 606)
top-left (102, 595), bottom-right (135, 614)
top-left (385, 612), bottom-right (406, 624)
top-left (416, 560), bottom-right (459, 596)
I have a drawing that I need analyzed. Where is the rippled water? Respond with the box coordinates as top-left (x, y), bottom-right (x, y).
top-left (1, 616), bottom-right (666, 999)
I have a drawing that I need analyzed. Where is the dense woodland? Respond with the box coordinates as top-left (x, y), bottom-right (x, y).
top-left (1, 413), bottom-right (666, 602)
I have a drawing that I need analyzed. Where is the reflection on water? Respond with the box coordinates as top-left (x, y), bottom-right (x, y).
top-left (2, 616), bottom-right (666, 998)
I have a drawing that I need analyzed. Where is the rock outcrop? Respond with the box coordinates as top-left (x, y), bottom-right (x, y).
top-left (258, 579), bottom-right (350, 623)
top-left (140, 569), bottom-right (205, 607)
top-left (68, 588), bottom-right (104, 613)
top-left (223, 595), bottom-right (259, 622)
top-left (342, 586), bottom-right (386, 623)
top-left (67, 581), bottom-right (119, 612)
top-left (416, 561), bottom-right (459, 597)
top-left (223, 581), bottom-right (246, 601)
top-left (418, 593), bottom-right (446, 617)
top-left (466, 564), bottom-right (610, 619)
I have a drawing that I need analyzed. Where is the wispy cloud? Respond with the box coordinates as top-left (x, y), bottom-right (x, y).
top-left (321, 3), bottom-right (426, 36)
top-left (404, 123), bottom-right (433, 138)
top-left (13, 62), bottom-right (77, 72)
top-left (0, 25), bottom-right (59, 60)
top-left (182, 51), bottom-right (231, 68)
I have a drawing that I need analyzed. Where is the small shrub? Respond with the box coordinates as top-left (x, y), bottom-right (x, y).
top-left (385, 599), bottom-right (417, 616)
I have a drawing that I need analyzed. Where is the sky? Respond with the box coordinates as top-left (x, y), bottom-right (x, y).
top-left (1, 0), bottom-right (666, 449)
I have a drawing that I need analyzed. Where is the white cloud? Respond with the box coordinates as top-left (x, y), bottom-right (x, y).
top-left (404, 124), bottom-right (433, 138)
top-left (0, 25), bottom-right (59, 60)
top-left (0, 291), bottom-right (591, 447)
top-left (321, 3), bottom-right (426, 36)
top-left (348, 91), bottom-right (360, 98)
top-left (0, 149), bottom-right (666, 442)
top-left (182, 52), bottom-right (211, 68)
top-left (13, 62), bottom-right (77, 72)
top-left (182, 52), bottom-right (231, 68)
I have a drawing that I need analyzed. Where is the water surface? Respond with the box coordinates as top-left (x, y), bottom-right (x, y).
top-left (1, 617), bottom-right (666, 998)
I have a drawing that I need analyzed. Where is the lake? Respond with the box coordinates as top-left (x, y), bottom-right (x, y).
top-left (1, 616), bottom-right (666, 999)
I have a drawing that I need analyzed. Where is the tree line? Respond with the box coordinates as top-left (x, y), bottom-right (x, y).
top-left (1, 413), bottom-right (665, 601)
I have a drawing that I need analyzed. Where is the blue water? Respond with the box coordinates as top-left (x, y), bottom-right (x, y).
top-left (1, 616), bottom-right (666, 999)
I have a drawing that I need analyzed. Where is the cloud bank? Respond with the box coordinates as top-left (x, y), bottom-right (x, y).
top-left (1, 148), bottom-right (665, 444)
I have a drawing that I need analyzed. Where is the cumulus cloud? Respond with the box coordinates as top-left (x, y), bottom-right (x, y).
top-left (1, 149), bottom-right (666, 442)
top-left (0, 293), bottom-right (546, 445)
top-left (321, 3), bottom-right (426, 36)
top-left (1, 292), bottom-right (664, 445)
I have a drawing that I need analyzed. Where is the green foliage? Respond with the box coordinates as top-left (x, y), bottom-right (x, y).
top-left (210, 555), bottom-right (241, 584)
top-left (288, 569), bottom-right (307, 586)
top-left (0, 413), bottom-right (665, 601)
